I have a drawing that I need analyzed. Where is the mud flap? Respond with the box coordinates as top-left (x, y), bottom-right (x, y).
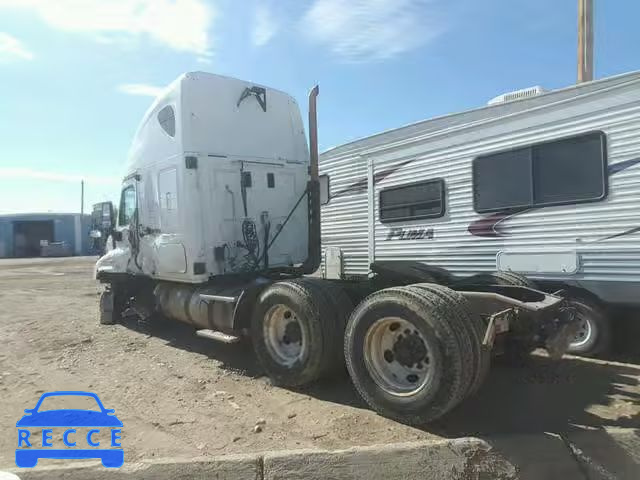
top-left (482, 309), bottom-right (513, 348)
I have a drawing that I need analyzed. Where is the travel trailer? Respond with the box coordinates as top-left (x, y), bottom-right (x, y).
top-left (320, 71), bottom-right (640, 357)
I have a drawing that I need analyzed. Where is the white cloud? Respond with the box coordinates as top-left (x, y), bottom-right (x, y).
top-left (0, 168), bottom-right (120, 186)
top-left (0, 0), bottom-right (215, 56)
top-left (196, 55), bottom-right (213, 65)
top-left (117, 83), bottom-right (166, 97)
top-left (0, 32), bottom-right (34, 61)
top-left (302, 0), bottom-right (444, 62)
top-left (252, 3), bottom-right (278, 47)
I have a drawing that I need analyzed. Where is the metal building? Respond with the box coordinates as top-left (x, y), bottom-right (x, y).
top-left (0, 213), bottom-right (91, 258)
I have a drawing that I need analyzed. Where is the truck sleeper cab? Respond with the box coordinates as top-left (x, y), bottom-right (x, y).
top-left (97, 72), bottom-right (578, 426)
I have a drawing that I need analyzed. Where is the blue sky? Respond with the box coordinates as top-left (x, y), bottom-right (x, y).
top-left (0, 0), bottom-right (639, 213)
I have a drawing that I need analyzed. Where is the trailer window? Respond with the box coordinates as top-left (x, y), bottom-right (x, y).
top-left (379, 179), bottom-right (445, 222)
top-left (473, 131), bottom-right (607, 213)
top-left (119, 186), bottom-right (136, 226)
top-left (157, 105), bottom-right (175, 137)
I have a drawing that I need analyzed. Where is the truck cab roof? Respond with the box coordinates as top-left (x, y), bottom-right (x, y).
top-left (126, 71), bottom-right (309, 176)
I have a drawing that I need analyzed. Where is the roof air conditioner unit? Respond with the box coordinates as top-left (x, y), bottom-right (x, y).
top-left (488, 86), bottom-right (547, 106)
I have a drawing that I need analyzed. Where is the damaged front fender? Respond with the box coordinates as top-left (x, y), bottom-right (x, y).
top-left (95, 236), bottom-right (132, 281)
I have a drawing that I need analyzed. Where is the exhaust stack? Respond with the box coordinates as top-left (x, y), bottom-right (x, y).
top-left (308, 85), bottom-right (320, 181)
top-left (302, 85), bottom-right (321, 274)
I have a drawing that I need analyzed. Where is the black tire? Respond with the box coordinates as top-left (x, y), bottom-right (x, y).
top-left (403, 285), bottom-right (474, 401)
top-left (344, 286), bottom-right (477, 425)
top-left (410, 283), bottom-right (490, 395)
top-left (493, 271), bottom-right (536, 288)
top-left (251, 279), bottom-right (352, 387)
top-left (296, 277), bottom-right (354, 372)
top-left (566, 296), bottom-right (612, 357)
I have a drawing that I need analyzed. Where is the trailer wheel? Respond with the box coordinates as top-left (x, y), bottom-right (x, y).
top-left (566, 296), bottom-right (611, 357)
top-left (251, 279), bottom-right (351, 387)
top-left (344, 286), bottom-right (478, 425)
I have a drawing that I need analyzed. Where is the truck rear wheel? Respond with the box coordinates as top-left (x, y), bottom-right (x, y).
top-left (344, 285), bottom-right (480, 425)
top-left (251, 279), bottom-right (352, 387)
top-left (410, 283), bottom-right (490, 395)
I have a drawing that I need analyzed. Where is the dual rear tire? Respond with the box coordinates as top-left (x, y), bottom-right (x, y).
top-left (251, 280), bottom-right (486, 425)
top-left (344, 284), bottom-right (487, 425)
top-left (250, 278), bottom-right (353, 387)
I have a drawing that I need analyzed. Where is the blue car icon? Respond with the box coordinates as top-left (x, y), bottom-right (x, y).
top-left (16, 391), bottom-right (123, 468)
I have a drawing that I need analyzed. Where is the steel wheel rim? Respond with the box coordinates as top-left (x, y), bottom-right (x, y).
top-left (569, 314), bottom-right (594, 349)
top-left (263, 304), bottom-right (307, 366)
top-left (363, 317), bottom-right (435, 397)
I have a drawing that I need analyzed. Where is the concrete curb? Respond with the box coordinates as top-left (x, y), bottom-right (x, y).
top-left (6, 454), bottom-right (262, 480)
top-left (263, 438), bottom-right (517, 480)
top-left (562, 427), bottom-right (640, 480)
top-left (4, 428), bottom-right (639, 480)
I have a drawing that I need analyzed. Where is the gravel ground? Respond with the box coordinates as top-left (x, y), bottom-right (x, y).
top-left (1, 257), bottom-right (639, 468)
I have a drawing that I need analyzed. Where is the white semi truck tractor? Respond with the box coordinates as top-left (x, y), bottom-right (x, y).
top-left (96, 72), bottom-right (578, 425)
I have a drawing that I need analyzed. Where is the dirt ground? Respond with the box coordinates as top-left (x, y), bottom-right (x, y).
top-left (1, 257), bottom-right (640, 468)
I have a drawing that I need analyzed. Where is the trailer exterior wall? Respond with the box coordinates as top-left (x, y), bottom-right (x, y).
top-left (320, 71), bottom-right (640, 306)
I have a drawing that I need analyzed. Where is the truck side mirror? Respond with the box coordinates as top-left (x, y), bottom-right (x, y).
top-left (319, 175), bottom-right (330, 205)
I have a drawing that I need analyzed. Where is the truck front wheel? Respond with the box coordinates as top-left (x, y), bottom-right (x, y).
top-left (98, 285), bottom-right (126, 325)
top-left (251, 279), bottom-right (352, 387)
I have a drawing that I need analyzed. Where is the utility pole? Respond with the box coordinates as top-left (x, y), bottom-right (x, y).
top-left (80, 180), bottom-right (85, 216)
top-left (577, 0), bottom-right (594, 83)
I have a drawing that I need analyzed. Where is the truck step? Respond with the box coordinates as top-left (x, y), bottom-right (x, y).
top-left (196, 329), bottom-right (241, 344)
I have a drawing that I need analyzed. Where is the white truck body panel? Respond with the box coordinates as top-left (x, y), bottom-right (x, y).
top-left (320, 71), bottom-right (640, 305)
top-left (98, 72), bottom-right (310, 283)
